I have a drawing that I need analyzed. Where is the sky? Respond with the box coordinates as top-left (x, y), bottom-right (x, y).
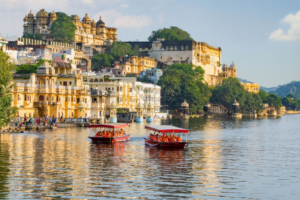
top-left (1, 0), bottom-right (300, 87)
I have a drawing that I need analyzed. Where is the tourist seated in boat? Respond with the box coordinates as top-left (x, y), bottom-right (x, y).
top-left (149, 133), bottom-right (182, 143)
top-left (95, 129), bottom-right (126, 138)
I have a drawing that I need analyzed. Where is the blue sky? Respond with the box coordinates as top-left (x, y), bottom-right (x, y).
top-left (1, 0), bottom-right (300, 87)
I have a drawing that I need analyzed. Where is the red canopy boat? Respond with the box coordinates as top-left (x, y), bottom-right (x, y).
top-left (89, 123), bottom-right (130, 143)
top-left (144, 125), bottom-right (189, 148)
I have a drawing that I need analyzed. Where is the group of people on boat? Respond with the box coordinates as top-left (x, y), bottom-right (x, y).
top-left (150, 133), bottom-right (182, 143)
top-left (95, 129), bottom-right (125, 138)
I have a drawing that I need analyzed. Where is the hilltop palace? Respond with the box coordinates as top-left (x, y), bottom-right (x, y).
top-left (23, 9), bottom-right (117, 45)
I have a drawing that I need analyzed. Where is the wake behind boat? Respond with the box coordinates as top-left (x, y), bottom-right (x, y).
top-left (89, 123), bottom-right (130, 143)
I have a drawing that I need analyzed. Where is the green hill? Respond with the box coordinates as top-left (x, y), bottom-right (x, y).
top-left (271, 81), bottom-right (300, 98)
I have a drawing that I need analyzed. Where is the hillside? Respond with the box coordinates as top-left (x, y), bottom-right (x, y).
top-left (270, 81), bottom-right (300, 98)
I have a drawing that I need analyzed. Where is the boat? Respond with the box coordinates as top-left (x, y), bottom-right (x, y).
top-left (89, 123), bottom-right (130, 143)
top-left (144, 125), bottom-right (189, 148)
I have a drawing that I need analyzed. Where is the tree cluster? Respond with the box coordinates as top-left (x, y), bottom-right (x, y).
top-left (148, 26), bottom-right (194, 42)
top-left (92, 42), bottom-right (140, 71)
top-left (0, 51), bottom-right (17, 127)
top-left (157, 63), bottom-right (209, 113)
top-left (15, 59), bottom-right (53, 74)
top-left (258, 90), bottom-right (282, 110)
top-left (22, 32), bottom-right (42, 40)
top-left (211, 78), bottom-right (263, 113)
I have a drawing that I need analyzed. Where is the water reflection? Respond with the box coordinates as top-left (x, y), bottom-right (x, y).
top-left (0, 116), bottom-right (299, 199)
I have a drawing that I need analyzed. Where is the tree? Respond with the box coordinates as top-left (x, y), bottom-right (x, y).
top-left (266, 93), bottom-right (282, 110)
top-left (50, 16), bottom-right (77, 43)
top-left (157, 63), bottom-right (209, 113)
top-left (258, 90), bottom-right (268, 103)
top-left (0, 51), bottom-right (17, 127)
top-left (15, 59), bottom-right (53, 74)
top-left (91, 53), bottom-right (114, 71)
top-left (148, 26), bottom-right (194, 42)
top-left (106, 42), bottom-right (140, 60)
top-left (23, 32), bottom-right (42, 40)
top-left (137, 75), bottom-right (154, 84)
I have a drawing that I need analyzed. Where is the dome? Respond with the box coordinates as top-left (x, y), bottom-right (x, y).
top-left (82, 13), bottom-right (91, 21)
top-left (23, 15), bottom-right (28, 22)
top-left (36, 9), bottom-right (49, 17)
top-left (78, 101), bottom-right (86, 108)
top-left (222, 64), bottom-right (228, 69)
top-left (28, 10), bottom-right (34, 18)
top-left (91, 19), bottom-right (96, 27)
top-left (232, 99), bottom-right (239, 106)
top-left (230, 61), bottom-right (237, 69)
top-left (73, 14), bottom-right (79, 21)
top-left (96, 16), bottom-right (105, 27)
top-left (181, 100), bottom-right (189, 108)
top-left (51, 10), bottom-right (57, 18)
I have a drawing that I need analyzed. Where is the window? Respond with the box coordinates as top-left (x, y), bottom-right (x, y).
top-left (77, 98), bottom-right (80, 103)
top-left (117, 87), bottom-right (119, 92)
top-left (69, 82), bottom-right (72, 85)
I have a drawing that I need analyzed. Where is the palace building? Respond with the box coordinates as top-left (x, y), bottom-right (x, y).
top-left (23, 9), bottom-right (117, 45)
top-left (126, 39), bottom-right (222, 86)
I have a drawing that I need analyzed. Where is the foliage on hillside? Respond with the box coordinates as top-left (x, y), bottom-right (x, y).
top-left (92, 42), bottom-right (140, 71)
top-left (50, 15), bottom-right (77, 43)
top-left (0, 51), bottom-right (17, 127)
top-left (148, 26), bottom-right (194, 42)
top-left (22, 32), bottom-right (42, 40)
top-left (270, 81), bottom-right (300, 98)
top-left (157, 63), bottom-right (209, 113)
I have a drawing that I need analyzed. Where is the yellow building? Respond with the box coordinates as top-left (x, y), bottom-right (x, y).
top-left (117, 56), bottom-right (157, 76)
top-left (241, 83), bottom-right (260, 93)
top-left (23, 9), bottom-right (117, 45)
top-left (222, 62), bottom-right (237, 78)
top-left (12, 61), bottom-right (91, 118)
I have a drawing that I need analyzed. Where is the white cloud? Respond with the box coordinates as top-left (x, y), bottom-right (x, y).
top-left (158, 13), bottom-right (164, 23)
top-left (119, 4), bottom-right (129, 9)
top-left (93, 9), bottom-right (152, 28)
top-left (270, 11), bottom-right (300, 41)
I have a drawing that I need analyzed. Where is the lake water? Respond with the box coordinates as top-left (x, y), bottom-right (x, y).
top-left (0, 115), bottom-right (300, 199)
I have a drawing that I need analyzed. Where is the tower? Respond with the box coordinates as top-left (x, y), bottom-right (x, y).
top-left (96, 16), bottom-right (106, 39)
top-left (82, 13), bottom-right (91, 34)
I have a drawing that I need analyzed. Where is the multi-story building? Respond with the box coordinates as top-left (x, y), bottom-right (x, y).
top-left (82, 72), bottom-right (161, 113)
top-left (23, 9), bottom-right (117, 45)
top-left (12, 61), bottom-right (91, 118)
top-left (241, 83), bottom-right (260, 93)
top-left (139, 68), bottom-right (163, 84)
top-left (125, 38), bottom-right (222, 86)
top-left (0, 36), bottom-right (8, 51)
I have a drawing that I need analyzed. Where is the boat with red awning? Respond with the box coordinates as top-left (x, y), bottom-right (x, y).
top-left (89, 123), bottom-right (130, 143)
top-left (144, 125), bottom-right (189, 148)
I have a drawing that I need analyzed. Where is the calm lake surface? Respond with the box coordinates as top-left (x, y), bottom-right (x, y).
top-left (0, 115), bottom-right (300, 199)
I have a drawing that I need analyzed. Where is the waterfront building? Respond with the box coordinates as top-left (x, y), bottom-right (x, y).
top-left (139, 68), bottom-right (163, 84)
top-left (12, 61), bottom-right (91, 118)
top-left (125, 38), bottom-right (222, 86)
top-left (241, 82), bottom-right (260, 93)
top-left (82, 72), bottom-right (161, 113)
top-left (23, 9), bottom-right (117, 45)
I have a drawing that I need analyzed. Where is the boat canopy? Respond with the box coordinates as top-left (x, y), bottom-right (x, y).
top-left (145, 125), bottom-right (189, 134)
top-left (89, 123), bottom-right (130, 129)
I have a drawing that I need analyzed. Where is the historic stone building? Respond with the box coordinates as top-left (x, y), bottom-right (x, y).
top-left (126, 39), bottom-right (222, 86)
top-left (222, 62), bottom-right (237, 78)
top-left (23, 9), bottom-right (117, 45)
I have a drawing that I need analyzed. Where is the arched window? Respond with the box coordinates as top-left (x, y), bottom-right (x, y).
top-left (24, 95), bottom-right (27, 101)
top-left (39, 95), bottom-right (44, 101)
top-left (65, 97), bottom-right (68, 102)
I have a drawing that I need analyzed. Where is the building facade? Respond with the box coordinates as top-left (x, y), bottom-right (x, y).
top-left (139, 68), bottom-right (163, 84)
top-left (23, 9), bottom-right (117, 45)
top-left (241, 83), bottom-right (260, 93)
top-left (126, 39), bottom-right (222, 86)
top-left (12, 61), bottom-right (91, 118)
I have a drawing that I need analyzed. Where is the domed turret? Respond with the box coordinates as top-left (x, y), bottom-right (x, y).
top-left (50, 11), bottom-right (57, 18)
top-left (96, 16), bottom-right (105, 27)
top-left (181, 100), bottom-right (189, 108)
top-left (37, 61), bottom-right (56, 76)
top-left (28, 10), bottom-right (34, 18)
top-left (222, 64), bottom-right (228, 69)
top-left (230, 61), bottom-right (237, 69)
top-left (82, 13), bottom-right (91, 22)
top-left (23, 15), bottom-right (28, 22)
top-left (91, 19), bottom-right (96, 27)
top-left (36, 9), bottom-right (48, 17)
top-left (72, 14), bottom-right (80, 22)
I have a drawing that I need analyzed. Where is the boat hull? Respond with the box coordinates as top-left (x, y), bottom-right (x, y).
top-left (89, 134), bottom-right (130, 143)
top-left (144, 137), bottom-right (187, 148)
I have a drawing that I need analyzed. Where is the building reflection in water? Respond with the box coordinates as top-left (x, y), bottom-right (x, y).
top-left (0, 134), bottom-right (10, 199)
